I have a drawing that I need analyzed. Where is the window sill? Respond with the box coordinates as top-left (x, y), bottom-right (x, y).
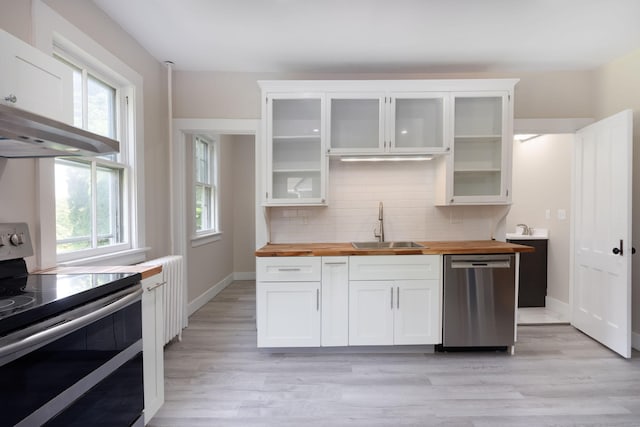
top-left (57, 247), bottom-right (151, 267)
top-left (191, 231), bottom-right (223, 248)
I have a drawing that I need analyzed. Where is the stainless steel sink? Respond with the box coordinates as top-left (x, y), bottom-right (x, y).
top-left (351, 241), bottom-right (425, 249)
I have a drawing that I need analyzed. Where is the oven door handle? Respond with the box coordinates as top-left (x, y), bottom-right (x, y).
top-left (0, 287), bottom-right (143, 359)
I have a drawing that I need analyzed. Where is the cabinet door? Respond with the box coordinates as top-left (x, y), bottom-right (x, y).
top-left (0, 29), bottom-right (73, 123)
top-left (449, 92), bottom-right (511, 204)
top-left (328, 93), bottom-right (385, 154)
top-left (388, 93), bottom-right (448, 153)
top-left (349, 281), bottom-right (394, 345)
top-left (321, 257), bottom-right (349, 346)
top-left (265, 94), bottom-right (326, 205)
top-left (394, 280), bottom-right (441, 345)
top-left (141, 276), bottom-right (165, 424)
top-left (257, 281), bottom-right (321, 347)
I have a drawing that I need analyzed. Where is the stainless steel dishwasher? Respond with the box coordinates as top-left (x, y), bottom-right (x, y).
top-left (442, 254), bottom-right (516, 348)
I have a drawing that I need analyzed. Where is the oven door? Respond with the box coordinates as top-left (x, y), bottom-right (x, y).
top-left (0, 286), bottom-right (144, 427)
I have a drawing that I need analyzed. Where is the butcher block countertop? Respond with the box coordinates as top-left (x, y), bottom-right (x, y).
top-left (37, 264), bottom-right (163, 280)
top-left (256, 240), bottom-right (535, 257)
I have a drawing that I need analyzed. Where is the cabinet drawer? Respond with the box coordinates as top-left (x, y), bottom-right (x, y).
top-left (349, 255), bottom-right (440, 281)
top-left (257, 257), bottom-right (321, 282)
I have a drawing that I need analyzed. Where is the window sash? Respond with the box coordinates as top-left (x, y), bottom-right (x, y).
top-left (53, 49), bottom-right (133, 260)
top-left (193, 136), bottom-right (218, 235)
top-left (55, 158), bottom-right (126, 255)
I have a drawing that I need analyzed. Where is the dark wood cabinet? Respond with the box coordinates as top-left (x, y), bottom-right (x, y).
top-left (507, 239), bottom-right (548, 307)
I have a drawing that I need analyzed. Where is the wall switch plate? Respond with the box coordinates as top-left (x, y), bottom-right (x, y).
top-left (545, 209), bottom-right (551, 220)
top-left (557, 209), bottom-right (567, 220)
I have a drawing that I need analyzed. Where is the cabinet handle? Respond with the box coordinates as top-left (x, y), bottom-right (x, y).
top-left (316, 288), bottom-right (320, 311)
top-left (4, 94), bottom-right (17, 103)
top-left (145, 281), bottom-right (166, 292)
top-left (390, 287), bottom-right (394, 310)
top-left (278, 267), bottom-right (301, 272)
top-left (323, 261), bottom-right (346, 265)
top-left (397, 286), bottom-right (400, 309)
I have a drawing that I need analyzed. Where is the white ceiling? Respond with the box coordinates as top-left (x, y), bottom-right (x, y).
top-left (91, 0), bottom-right (640, 73)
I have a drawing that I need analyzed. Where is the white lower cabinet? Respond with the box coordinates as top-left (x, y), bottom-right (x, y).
top-left (141, 274), bottom-right (165, 424)
top-left (349, 281), bottom-right (395, 345)
top-left (256, 257), bottom-right (322, 347)
top-left (321, 257), bottom-right (349, 346)
top-left (348, 279), bottom-right (440, 345)
top-left (256, 281), bottom-right (321, 347)
top-left (394, 280), bottom-right (441, 345)
top-left (349, 255), bottom-right (442, 346)
top-left (256, 255), bottom-right (442, 348)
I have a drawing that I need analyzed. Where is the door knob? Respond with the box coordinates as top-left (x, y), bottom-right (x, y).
top-left (613, 239), bottom-right (624, 256)
top-left (633, 247), bottom-right (637, 255)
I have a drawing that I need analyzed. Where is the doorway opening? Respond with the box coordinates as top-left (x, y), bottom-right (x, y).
top-left (507, 133), bottom-right (572, 325)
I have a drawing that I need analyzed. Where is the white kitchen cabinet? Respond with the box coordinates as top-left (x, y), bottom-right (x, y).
top-left (349, 280), bottom-right (395, 345)
top-left (256, 281), bottom-right (321, 347)
top-left (348, 255), bottom-right (442, 346)
top-left (262, 92), bottom-right (327, 206)
top-left (256, 257), bottom-right (322, 347)
top-left (435, 91), bottom-right (514, 205)
top-left (141, 274), bottom-right (165, 424)
top-left (321, 257), bottom-right (349, 346)
top-left (327, 92), bottom-right (447, 155)
top-left (0, 28), bottom-right (73, 123)
top-left (349, 279), bottom-right (440, 345)
top-left (394, 280), bottom-right (441, 345)
top-left (327, 93), bottom-right (385, 154)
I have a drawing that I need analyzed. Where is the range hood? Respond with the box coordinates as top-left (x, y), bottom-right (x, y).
top-left (0, 104), bottom-right (119, 158)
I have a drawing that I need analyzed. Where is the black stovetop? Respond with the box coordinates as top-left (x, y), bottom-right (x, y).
top-left (0, 271), bottom-right (141, 337)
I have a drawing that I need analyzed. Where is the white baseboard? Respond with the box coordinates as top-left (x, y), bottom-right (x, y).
top-left (633, 332), bottom-right (640, 351)
top-left (545, 296), bottom-right (570, 322)
top-left (234, 271), bottom-right (256, 281)
top-left (187, 273), bottom-right (234, 317)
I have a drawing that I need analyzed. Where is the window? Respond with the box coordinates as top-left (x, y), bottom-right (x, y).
top-left (54, 53), bottom-right (130, 258)
top-left (193, 135), bottom-right (219, 236)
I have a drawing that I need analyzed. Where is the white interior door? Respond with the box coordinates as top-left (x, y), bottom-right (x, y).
top-left (572, 109), bottom-right (633, 358)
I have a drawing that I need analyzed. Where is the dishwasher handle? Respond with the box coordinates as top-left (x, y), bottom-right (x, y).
top-left (450, 260), bottom-right (511, 269)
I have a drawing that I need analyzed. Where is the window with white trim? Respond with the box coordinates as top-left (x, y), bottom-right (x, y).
top-left (193, 135), bottom-right (219, 235)
top-left (54, 52), bottom-right (132, 259)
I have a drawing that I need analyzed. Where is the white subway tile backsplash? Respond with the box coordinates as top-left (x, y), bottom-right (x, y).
top-left (269, 162), bottom-right (503, 243)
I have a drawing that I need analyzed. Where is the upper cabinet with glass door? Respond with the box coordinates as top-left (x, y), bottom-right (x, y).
top-left (435, 91), bottom-right (513, 205)
top-left (327, 92), bottom-right (447, 155)
top-left (264, 93), bottom-right (327, 205)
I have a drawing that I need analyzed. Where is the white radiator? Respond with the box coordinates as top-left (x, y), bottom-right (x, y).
top-left (139, 255), bottom-right (186, 345)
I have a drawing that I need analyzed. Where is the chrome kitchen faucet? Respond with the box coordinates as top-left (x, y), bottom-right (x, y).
top-left (374, 201), bottom-right (385, 242)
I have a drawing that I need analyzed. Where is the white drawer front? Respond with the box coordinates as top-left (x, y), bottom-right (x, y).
top-left (257, 257), bottom-right (321, 282)
top-left (349, 255), bottom-right (440, 281)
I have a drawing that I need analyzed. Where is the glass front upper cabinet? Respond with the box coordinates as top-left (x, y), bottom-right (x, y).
top-left (450, 93), bottom-right (509, 203)
top-left (266, 95), bottom-right (326, 205)
top-left (328, 93), bottom-right (447, 154)
top-left (389, 93), bottom-right (447, 153)
top-left (328, 94), bottom-right (384, 154)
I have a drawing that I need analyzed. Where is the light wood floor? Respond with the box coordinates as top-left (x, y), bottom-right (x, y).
top-left (149, 281), bottom-right (640, 427)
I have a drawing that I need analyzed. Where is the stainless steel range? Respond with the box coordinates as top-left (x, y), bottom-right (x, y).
top-left (0, 223), bottom-right (144, 426)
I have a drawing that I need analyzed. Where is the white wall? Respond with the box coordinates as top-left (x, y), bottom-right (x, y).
top-left (507, 134), bottom-right (573, 305)
top-left (270, 159), bottom-right (508, 243)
